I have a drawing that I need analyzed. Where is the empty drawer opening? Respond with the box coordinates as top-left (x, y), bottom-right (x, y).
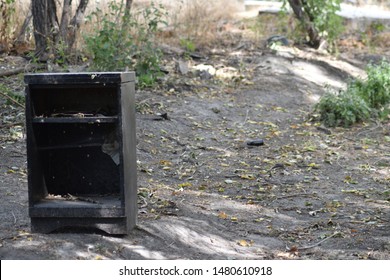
top-left (31, 123), bottom-right (121, 203)
top-left (30, 86), bottom-right (118, 117)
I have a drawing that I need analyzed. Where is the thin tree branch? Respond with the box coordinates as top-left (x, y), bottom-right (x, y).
top-left (0, 91), bottom-right (24, 108)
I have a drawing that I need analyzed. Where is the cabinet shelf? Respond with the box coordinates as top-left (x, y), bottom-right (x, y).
top-left (30, 195), bottom-right (123, 217)
top-left (32, 116), bottom-right (118, 124)
top-left (37, 142), bottom-right (103, 150)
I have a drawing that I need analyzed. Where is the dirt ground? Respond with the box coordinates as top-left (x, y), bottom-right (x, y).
top-left (0, 31), bottom-right (390, 260)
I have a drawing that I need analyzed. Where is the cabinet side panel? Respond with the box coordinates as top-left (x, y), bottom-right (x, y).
top-left (25, 86), bottom-right (48, 206)
top-left (119, 81), bottom-right (137, 230)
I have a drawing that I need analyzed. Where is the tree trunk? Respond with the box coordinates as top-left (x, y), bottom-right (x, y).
top-left (125, 0), bottom-right (133, 12)
top-left (15, 3), bottom-right (33, 46)
top-left (122, 0), bottom-right (133, 30)
top-left (287, 0), bottom-right (321, 48)
top-left (31, 0), bottom-right (59, 60)
top-left (32, 0), bottom-right (89, 59)
top-left (67, 0), bottom-right (89, 51)
top-left (59, 0), bottom-right (72, 46)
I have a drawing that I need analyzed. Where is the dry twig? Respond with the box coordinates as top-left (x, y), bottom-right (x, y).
top-left (0, 122), bottom-right (24, 129)
top-left (276, 193), bottom-right (317, 200)
top-left (0, 91), bottom-right (24, 108)
top-left (286, 232), bottom-right (341, 251)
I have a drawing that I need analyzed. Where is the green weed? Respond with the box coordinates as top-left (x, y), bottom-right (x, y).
top-left (179, 38), bottom-right (196, 53)
top-left (84, 0), bottom-right (167, 88)
top-left (0, 83), bottom-right (24, 106)
top-left (315, 61), bottom-right (390, 127)
top-left (315, 90), bottom-right (371, 127)
top-left (354, 61), bottom-right (390, 109)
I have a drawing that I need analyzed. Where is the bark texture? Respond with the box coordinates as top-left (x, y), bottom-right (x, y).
top-left (31, 0), bottom-right (89, 60)
top-left (287, 0), bottom-right (321, 48)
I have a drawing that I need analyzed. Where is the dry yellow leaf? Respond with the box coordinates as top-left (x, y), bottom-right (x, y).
top-left (240, 174), bottom-right (256, 180)
top-left (237, 239), bottom-right (253, 247)
top-left (160, 160), bottom-right (172, 166)
top-left (240, 161), bottom-right (250, 167)
top-left (178, 182), bottom-right (192, 188)
top-left (218, 212), bottom-right (228, 219)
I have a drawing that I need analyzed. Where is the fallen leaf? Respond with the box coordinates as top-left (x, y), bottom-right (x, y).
top-left (271, 106), bottom-right (287, 112)
top-left (178, 182), bottom-right (192, 188)
top-left (159, 160), bottom-right (172, 166)
top-left (218, 211), bottom-right (228, 219)
top-left (344, 176), bottom-right (358, 184)
top-left (287, 245), bottom-right (299, 255)
top-left (303, 145), bottom-right (317, 152)
top-left (341, 189), bottom-right (368, 197)
top-left (267, 130), bottom-right (281, 137)
top-left (237, 239), bottom-right (253, 247)
top-left (308, 163), bottom-right (320, 169)
top-left (259, 121), bottom-right (278, 128)
top-left (239, 161), bottom-right (250, 167)
top-left (18, 230), bottom-right (30, 236)
top-left (240, 174), bottom-right (256, 180)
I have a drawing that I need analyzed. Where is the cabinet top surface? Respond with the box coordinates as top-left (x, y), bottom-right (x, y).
top-left (24, 72), bottom-right (135, 85)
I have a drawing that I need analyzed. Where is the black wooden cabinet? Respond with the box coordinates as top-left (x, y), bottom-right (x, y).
top-left (24, 72), bottom-right (137, 234)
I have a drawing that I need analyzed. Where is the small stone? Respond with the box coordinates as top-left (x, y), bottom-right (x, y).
top-left (247, 139), bottom-right (264, 146)
top-left (211, 107), bottom-right (220, 114)
top-left (177, 60), bottom-right (189, 75)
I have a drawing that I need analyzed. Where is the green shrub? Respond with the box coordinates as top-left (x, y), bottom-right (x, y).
top-left (353, 61), bottom-right (390, 109)
top-left (315, 61), bottom-right (390, 127)
top-left (84, 0), bottom-right (167, 87)
top-left (316, 90), bottom-right (371, 127)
